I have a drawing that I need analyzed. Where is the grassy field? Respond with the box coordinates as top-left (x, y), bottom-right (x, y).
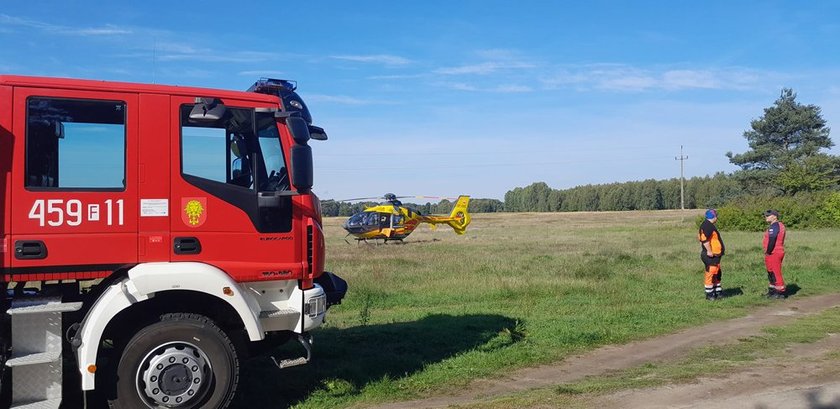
top-left (233, 210), bottom-right (840, 408)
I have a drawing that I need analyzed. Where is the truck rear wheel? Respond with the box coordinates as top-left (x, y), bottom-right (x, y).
top-left (109, 313), bottom-right (239, 409)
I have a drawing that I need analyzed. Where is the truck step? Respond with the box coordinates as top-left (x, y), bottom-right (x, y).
top-left (11, 398), bottom-right (62, 409)
top-left (270, 333), bottom-right (312, 370)
top-left (5, 351), bottom-right (61, 367)
top-left (259, 308), bottom-right (299, 319)
top-left (273, 356), bottom-right (308, 369)
top-left (6, 296), bottom-right (72, 406)
top-left (7, 300), bottom-right (83, 315)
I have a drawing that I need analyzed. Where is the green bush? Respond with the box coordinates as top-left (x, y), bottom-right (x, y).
top-left (696, 191), bottom-right (840, 231)
top-left (816, 191), bottom-right (840, 226)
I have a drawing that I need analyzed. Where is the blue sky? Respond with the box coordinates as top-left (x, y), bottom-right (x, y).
top-left (3, 1), bottom-right (840, 200)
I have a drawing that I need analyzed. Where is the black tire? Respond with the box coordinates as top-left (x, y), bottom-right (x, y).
top-left (108, 313), bottom-right (239, 409)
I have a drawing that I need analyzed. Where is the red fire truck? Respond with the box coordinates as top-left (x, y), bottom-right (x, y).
top-left (0, 75), bottom-right (347, 408)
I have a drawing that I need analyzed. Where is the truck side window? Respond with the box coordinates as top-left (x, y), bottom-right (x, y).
top-left (181, 105), bottom-right (256, 190)
top-left (25, 97), bottom-right (126, 189)
top-left (255, 112), bottom-right (288, 192)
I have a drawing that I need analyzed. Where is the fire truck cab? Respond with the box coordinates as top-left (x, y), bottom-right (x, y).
top-left (0, 75), bottom-right (346, 408)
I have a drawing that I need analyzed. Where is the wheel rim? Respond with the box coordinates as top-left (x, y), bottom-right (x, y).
top-left (136, 342), bottom-right (212, 407)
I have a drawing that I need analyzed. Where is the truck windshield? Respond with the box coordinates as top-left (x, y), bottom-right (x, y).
top-left (181, 106), bottom-right (288, 192)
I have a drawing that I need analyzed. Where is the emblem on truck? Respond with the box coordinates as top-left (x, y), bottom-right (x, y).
top-left (182, 197), bottom-right (207, 227)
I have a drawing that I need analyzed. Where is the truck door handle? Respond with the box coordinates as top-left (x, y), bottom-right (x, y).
top-left (15, 240), bottom-right (47, 260)
top-left (174, 237), bottom-right (201, 255)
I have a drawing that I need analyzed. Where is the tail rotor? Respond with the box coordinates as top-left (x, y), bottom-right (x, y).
top-left (446, 196), bottom-right (471, 234)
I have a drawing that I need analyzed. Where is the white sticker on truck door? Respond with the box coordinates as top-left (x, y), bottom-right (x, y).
top-left (140, 199), bottom-right (169, 217)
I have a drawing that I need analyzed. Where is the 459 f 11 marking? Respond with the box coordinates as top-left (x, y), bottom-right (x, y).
top-left (28, 199), bottom-right (125, 227)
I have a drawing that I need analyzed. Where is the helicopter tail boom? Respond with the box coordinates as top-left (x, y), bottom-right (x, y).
top-left (420, 196), bottom-right (471, 233)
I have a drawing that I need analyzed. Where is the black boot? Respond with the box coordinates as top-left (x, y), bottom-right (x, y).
top-left (715, 291), bottom-right (723, 300)
top-left (706, 292), bottom-right (716, 301)
top-left (771, 289), bottom-right (787, 299)
top-left (766, 288), bottom-right (776, 298)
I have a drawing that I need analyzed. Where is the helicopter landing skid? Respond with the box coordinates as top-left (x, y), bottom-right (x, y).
top-left (347, 237), bottom-right (405, 245)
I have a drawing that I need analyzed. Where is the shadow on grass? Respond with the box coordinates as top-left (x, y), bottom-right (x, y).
top-left (721, 287), bottom-right (744, 298)
top-left (786, 283), bottom-right (801, 297)
top-left (232, 313), bottom-right (518, 408)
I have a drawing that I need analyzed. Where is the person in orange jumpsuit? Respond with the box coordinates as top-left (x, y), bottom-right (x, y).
top-left (698, 209), bottom-right (725, 300)
top-left (763, 209), bottom-right (787, 299)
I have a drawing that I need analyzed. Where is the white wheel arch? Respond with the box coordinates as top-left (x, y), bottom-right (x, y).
top-left (75, 262), bottom-right (265, 390)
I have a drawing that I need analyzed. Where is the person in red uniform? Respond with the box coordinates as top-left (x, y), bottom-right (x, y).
top-left (698, 209), bottom-right (725, 300)
top-left (763, 209), bottom-right (787, 299)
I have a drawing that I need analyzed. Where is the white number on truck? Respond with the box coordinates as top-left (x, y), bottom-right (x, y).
top-left (29, 199), bottom-right (124, 227)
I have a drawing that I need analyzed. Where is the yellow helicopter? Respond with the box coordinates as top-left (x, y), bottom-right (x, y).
top-left (342, 194), bottom-right (471, 242)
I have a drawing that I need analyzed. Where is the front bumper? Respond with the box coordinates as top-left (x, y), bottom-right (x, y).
top-left (315, 271), bottom-right (348, 307)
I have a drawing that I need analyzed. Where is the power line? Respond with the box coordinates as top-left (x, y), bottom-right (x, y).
top-left (675, 145), bottom-right (688, 210)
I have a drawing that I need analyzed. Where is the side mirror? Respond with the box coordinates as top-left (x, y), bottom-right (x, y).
top-left (291, 145), bottom-right (313, 194)
top-left (308, 125), bottom-right (328, 141)
top-left (189, 98), bottom-right (226, 122)
top-left (54, 121), bottom-right (65, 139)
top-left (286, 116), bottom-right (310, 144)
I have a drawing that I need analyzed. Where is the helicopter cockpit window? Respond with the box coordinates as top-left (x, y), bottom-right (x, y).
top-left (347, 212), bottom-right (379, 227)
top-left (346, 213), bottom-right (364, 227)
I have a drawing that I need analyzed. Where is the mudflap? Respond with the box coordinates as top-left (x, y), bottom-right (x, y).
top-left (314, 271), bottom-right (347, 308)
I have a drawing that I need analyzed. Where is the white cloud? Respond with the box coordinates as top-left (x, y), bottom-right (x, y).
top-left (437, 82), bottom-right (533, 93)
top-left (441, 82), bottom-right (478, 91)
top-left (661, 70), bottom-right (719, 89)
top-left (0, 14), bottom-right (130, 36)
top-left (366, 73), bottom-right (427, 80)
top-left (331, 54), bottom-right (412, 66)
top-left (238, 70), bottom-right (287, 77)
top-left (306, 94), bottom-right (379, 105)
top-left (474, 49), bottom-right (523, 60)
top-left (435, 61), bottom-right (536, 75)
top-left (542, 65), bottom-right (769, 92)
top-left (72, 26), bottom-right (132, 36)
top-left (156, 48), bottom-right (279, 63)
top-left (495, 84), bottom-right (533, 93)
top-left (597, 73), bottom-right (658, 91)
top-left (0, 15), bottom-right (283, 65)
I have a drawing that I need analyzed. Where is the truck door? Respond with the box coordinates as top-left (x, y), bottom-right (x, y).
top-left (9, 88), bottom-right (138, 278)
top-left (169, 96), bottom-right (299, 282)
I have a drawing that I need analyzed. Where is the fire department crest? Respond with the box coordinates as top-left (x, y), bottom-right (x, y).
top-left (181, 198), bottom-right (207, 227)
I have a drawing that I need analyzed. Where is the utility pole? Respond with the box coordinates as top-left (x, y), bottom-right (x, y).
top-left (675, 145), bottom-right (688, 210)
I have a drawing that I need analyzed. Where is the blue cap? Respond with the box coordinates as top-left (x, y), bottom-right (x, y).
top-left (705, 209), bottom-right (717, 219)
top-left (763, 209), bottom-right (779, 217)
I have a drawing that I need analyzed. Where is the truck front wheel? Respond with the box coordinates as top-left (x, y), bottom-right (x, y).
top-left (109, 313), bottom-right (239, 409)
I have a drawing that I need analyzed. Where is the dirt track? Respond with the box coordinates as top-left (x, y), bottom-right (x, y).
top-left (368, 293), bottom-right (840, 409)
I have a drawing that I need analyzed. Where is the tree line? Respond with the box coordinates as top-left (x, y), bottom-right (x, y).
top-left (503, 174), bottom-right (744, 212)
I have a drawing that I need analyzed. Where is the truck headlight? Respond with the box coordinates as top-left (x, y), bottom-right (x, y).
top-left (305, 294), bottom-right (327, 318)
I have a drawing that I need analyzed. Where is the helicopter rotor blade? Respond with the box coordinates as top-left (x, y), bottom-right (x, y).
top-left (336, 194), bottom-right (459, 202)
top-left (409, 195), bottom-right (460, 201)
top-left (337, 196), bottom-right (386, 202)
